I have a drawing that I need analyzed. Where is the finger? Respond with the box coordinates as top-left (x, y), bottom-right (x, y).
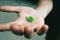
top-left (42, 24), bottom-right (49, 32)
top-left (0, 24), bottom-right (7, 31)
top-left (24, 26), bottom-right (34, 38)
top-left (0, 22), bottom-right (13, 31)
top-left (37, 24), bottom-right (49, 35)
top-left (36, 25), bottom-right (42, 35)
top-left (10, 24), bottom-right (22, 33)
top-left (10, 24), bottom-right (21, 32)
top-left (0, 6), bottom-right (20, 12)
top-left (10, 24), bottom-right (25, 35)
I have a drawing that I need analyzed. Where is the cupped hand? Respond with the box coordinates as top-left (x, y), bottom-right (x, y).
top-left (0, 6), bottom-right (49, 38)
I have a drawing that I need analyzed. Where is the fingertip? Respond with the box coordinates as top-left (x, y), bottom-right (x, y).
top-left (10, 24), bottom-right (24, 35)
top-left (0, 24), bottom-right (10, 31)
top-left (37, 24), bottom-right (49, 35)
top-left (42, 24), bottom-right (49, 32)
top-left (0, 25), bottom-right (5, 31)
top-left (36, 26), bottom-right (43, 35)
top-left (24, 26), bottom-right (33, 38)
top-left (10, 24), bottom-right (20, 32)
top-left (36, 25), bottom-right (42, 33)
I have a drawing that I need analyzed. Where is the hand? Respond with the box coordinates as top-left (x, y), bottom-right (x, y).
top-left (0, 6), bottom-right (49, 38)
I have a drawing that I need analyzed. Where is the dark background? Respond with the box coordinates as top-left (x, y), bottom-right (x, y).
top-left (46, 0), bottom-right (60, 40)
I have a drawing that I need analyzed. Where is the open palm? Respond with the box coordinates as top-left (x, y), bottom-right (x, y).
top-left (0, 6), bottom-right (49, 38)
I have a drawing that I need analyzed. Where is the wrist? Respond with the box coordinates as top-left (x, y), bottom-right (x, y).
top-left (36, 0), bottom-right (53, 18)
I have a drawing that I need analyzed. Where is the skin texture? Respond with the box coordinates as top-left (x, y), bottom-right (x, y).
top-left (0, 0), bottom-right (53, 38)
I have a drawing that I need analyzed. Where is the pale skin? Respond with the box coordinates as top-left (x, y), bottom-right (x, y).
top-left (0, 0), bottom-right (53, 38)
